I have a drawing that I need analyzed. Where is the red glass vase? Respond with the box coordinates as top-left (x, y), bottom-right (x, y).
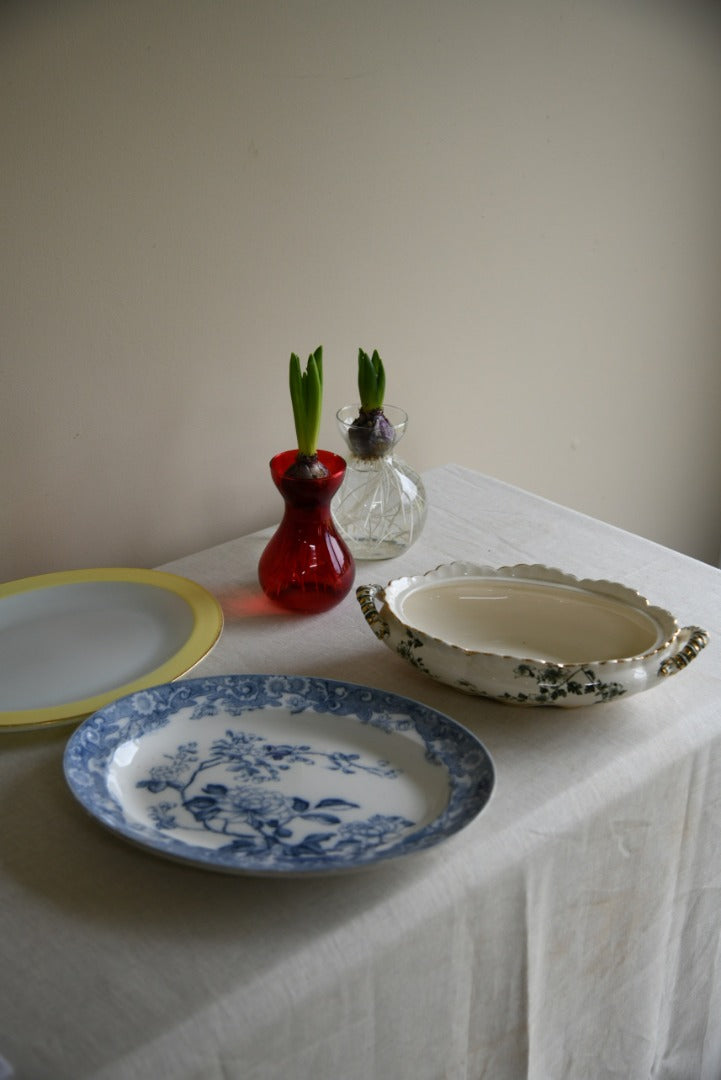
top-left (258, 449), bottom-right (355, 614)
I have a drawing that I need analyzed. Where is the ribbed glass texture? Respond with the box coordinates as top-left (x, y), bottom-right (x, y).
top-left (333, 405), bottom-right (427, 560)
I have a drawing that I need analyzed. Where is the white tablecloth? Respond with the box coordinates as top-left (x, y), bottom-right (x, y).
top-left (2, 465), bottom-right (721, 1079)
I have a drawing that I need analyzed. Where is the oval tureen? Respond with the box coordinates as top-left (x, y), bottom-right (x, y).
top-left (357, 562), bottom-right (708, 707)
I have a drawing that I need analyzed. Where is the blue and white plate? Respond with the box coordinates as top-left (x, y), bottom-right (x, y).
top-left (64, 674), bottom-right (494, 875)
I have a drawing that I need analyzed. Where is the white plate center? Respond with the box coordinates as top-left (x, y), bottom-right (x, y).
top-left (108, 708), bottom-right (450, 853)
top-left (0, 582), bottom-right (194, 709)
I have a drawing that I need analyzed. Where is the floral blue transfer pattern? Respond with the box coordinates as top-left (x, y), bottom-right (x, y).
top-left (138, 729), bottom-right (411, 861)
top-left (64, 674), bottom-right (494, 875)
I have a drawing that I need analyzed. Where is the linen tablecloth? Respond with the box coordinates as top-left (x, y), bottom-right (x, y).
top-left (2, 465), bottom-right (720, 1079)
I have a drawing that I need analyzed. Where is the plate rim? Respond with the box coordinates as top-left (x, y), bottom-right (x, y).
top-left (63, 673), bottom-right (495, 876)
top-left (0, 567), bottom-right (223, 732)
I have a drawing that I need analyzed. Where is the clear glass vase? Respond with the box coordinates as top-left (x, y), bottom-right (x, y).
top-left (332, 404), bottom-right (427, 560)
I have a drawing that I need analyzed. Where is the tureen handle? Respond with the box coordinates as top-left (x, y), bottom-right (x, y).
top-left (659, 626), bottom-right (709, 677)
top-left (356, 584), bottom-right (390, 640)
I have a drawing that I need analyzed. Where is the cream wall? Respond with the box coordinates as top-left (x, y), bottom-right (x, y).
top-left (3, 0), bottom-right (721, 580)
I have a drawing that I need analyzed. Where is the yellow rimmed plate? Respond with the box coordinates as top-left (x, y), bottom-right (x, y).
top-left (0, 568), bottom-right (223, 732)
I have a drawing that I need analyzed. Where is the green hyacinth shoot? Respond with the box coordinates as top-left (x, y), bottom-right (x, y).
top-left (289, 346), bottom-right (323, 457)
top-left (357, 348), bottom-right (386, 412)
top-left (287, 346), bottom-right (328, 478)
top-left (349, 348), bottom-right (395, 458)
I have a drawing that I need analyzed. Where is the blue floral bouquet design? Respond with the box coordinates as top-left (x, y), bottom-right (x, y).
top-left (138, 728), bottom-right (413, 861)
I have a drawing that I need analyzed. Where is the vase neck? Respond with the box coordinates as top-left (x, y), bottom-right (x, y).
top-left (269, 449), bottom-right (346, 507)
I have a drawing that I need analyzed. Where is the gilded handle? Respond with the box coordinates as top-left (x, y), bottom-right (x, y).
top-left (659, 626), bottom-right (709, 677)
top-left (356, 584), bottom-right (389, 640)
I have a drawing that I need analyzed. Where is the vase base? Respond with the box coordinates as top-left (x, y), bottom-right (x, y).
top-left (262, 582), bottom-right (351, 614)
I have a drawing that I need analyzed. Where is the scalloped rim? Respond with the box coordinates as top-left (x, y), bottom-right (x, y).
top-left (382, 561), bottom-right (680, 669)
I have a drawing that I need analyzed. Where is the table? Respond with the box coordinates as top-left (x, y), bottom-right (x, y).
top-left (2, 465), bottom-right (721, 1080)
